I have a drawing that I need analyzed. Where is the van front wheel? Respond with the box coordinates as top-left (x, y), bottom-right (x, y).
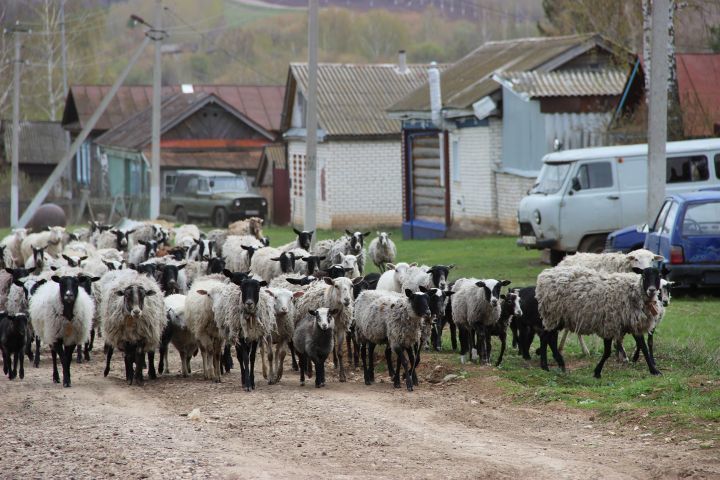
top-left (578, 235), bottom-right (607, 254)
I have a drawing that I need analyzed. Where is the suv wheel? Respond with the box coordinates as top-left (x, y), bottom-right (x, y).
top-left (213, 208), bottom-right (228, 228)
top-left (174, 206), bottom-right (188, 224)
top-left (578, 235), bottom-right (607, 254)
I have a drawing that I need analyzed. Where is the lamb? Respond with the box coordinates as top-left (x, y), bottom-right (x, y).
top-left (228, 217), bottom-right (264, 239)
top-left (631, 278), bottom-right (672, 364)
top-left (480, 289), bottom-right (522, 367)
top-left (376, 262), bottom-right (415, 292)
top-left (159, 294), bottom-right (198, 377)
top-left (295, 276), bottom-right (357, 382)
top-left (0, 312), bottom-right (30, 380)
top-left (450, 277), bottom-right (510, 364)
top-left (557, 248), bottom-right (665, 357)
top-left (327, 230), bottom-right (370, 274)
top-left (185, 277), bottom-right (228, 382)
top-left (21, 226), bottom-right (66, 262)
top-left (354, 288), bottom-right (431, 391)
top-left (279, 228), bottom-right (314, 252)
top-left (368, 232), bottom-right (397, 272)
top-left (174, 224), bottom-right (202, 249)
top-left (127, 240), bottom-right (158, 266)
top-left (205, 229), bottom-right (228, 257)
top-left (336, 253), bottom-right (360, 279)
top-left (222, 235), bottom-right (265, 273)
top-left (249, 247), bottom-right (300, 282)
top-left (62, 254), bottom-right (88, 268)
top-left (1, 228), bottom-right (28, 267)
top-left (536, 266), bottom-right (663, 378)
top-left (29, 274), bottom-right (94, 387)
top-left (24, 246), bottom-right (51, 271)
top-left (401, 264), bottom-right (455, 292)
top-left (260, 287), bottom-right (300, 384)
top-left (406, 287), bottom-right (454, 384)
top-left (293, 308), bottom-right (336, 388)
top-left (101, 272), bottom-right (165, 385)
top-left (95, 229), bottom-right (135, 252)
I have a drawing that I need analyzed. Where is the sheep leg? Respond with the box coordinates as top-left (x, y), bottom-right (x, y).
top-left (239, 341), bottom-right (251, 391)
top-left (265, 337), bottom-right (275, 385)
top-left (34, 335), bottom-right (40, 368)
top-left (648, 331), bottom-right (655, 362)
top-left (180, 352), bottom-right (188, 378)
top-left (299, 353), bottom-right (306, 386)
top-left (558, 329), bottom-right (569, 352)
top-left (510, 322), bottom-right (519, 349)
top-left (547, 330), bottom-right (566, 372)
top-left (384, 346), bottom-right (395, 378)
top-left (62, 343), bottom-right (74, 388)
top-left (134, 349), bottom-right (145, 386)
top-left (449, 319), bottom-right (457, 351)
top-left (213, 349), bottom-right (221, 383)
top-left (51, 343), bottom-right (60, 383)
top-left (411, 343), bottom-right (420, 386)
top-left (76, 344), bottom-right (83, 364)
top-left (633, 334), bottom-right (661, 376)
top-left (147, 351), bottom-right (157, 380)
top-left (593, 338), bottom-right (613, 379)
top-left (484, 330), bottom-right (492, 365)
top-left (260, 341), bottom-right (268, 380)
top-left (275, 342), bottom-right (287, 383)
top-left (458, 326), bottom-right (469, 364)
top-left (577, 334), bottom-right (590, 356)
top-left (104, 346), bottom-right (114, 377)
top-left (18, 347), bottom-right (24, 380)
top-left (10, 350), bottom-right (18, 380)
top-left (2, 349), bottom-right (9, 375)
top-left (222, 344), bottom-right (233, 373)
top-left (89, 328), bottom-right (95, 351)
top-left (431, 320), bottom-right (441, 351)
top-left (158, 345), bottom-right (167, 375)
top-left (614, 338), bottom-right (628, 363)
top-left (289, 341), bottom-right (299, 371)
top-left (315, 356), bottom-right (326, 388)
top-left (25, 335), bottom-right (34, 362)
top-left (392, 346), bottom-right (402, 389)
top-left (235, 343), bottom-right (246, 386)
top-left (539, 332), bottom-right (550, 371)
top-left (495, 331), bottom-right (507, 367)
top-left (83, 341), bottom-right (90, 362)
top-left (361, 343), bottom-right (371, 385)
top-left (367, 342), bottom-right (376, 383)
top-left (336, 330), bottom-right (346, 382)
top-left (201, 347), bottom-right (209, 380)
top-left (249, 341), bottom-right (258, 390)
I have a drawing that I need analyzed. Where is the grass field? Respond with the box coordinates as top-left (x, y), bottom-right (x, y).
top-left (4, 223), bottom-right (718, 435)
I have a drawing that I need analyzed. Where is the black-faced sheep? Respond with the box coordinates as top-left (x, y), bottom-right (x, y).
top-left (0, 311), bottom-right (30, 380)
top-left (293, 308), bottom-right (336, 388)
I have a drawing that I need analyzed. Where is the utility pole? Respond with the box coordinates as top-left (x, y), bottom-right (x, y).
top-left (149, 0), bottom-right (163, 220)
top-left (304, 0), bottom-right (318, 241)
top-left (8, 24), bottom-right (30, 227)
top-left (646, 0), bottom-right (670, 223)
top-left (60, 0), bottom-right (68, 99)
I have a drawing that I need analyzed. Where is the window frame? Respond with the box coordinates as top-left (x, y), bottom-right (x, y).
top-left (575, 161), bottom-right (614, 190)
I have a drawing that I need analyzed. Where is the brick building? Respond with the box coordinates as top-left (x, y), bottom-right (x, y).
top-left (281, 60), bottom-right (438, 229)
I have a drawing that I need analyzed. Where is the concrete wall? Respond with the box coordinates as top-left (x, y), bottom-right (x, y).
top-left (288, 138), bottom-right (402, 229)
top-left (496, 171), bottom-right (536, 235)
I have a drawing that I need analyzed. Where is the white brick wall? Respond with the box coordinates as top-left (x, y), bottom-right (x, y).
top-left (496, 171), bottom-right (536, 235)
top-left (288, 139), bottom-right (403, 229)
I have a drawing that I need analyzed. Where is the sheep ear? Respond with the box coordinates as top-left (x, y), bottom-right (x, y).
top-left (293, 228), bottom-right (301, 235)
top-left (323, 277), bottom-right (334, 286)
top-left (352, 276), bottom-right (365, 285)
top-left (410, 262), bottom-right (418, 267)
top-left (222, 269), bottom-right (232, 278)
top-left (405, 289), bottom-right (414, 299)
top-left (362, 231), bottom-right (370, 237)
top-left (444, 290), bottom-right (456, 296)
top-left (196, 289), bottom-right (208, 296)
top-left (90, 276), bottom-right (101, 283)
top-left (145, 290), bottom-right (157, 297)
top-left (293, 291), bottom-right (305, 299)
top-left (259, 281), bottom-right (268, 287)
top-left (270, 257), bottom-right (281, 261)
top-left (475, 281), bottom-right (486, 288)
top-left (139, 240), bottom-right (147, 246)
top-left (418, 285), bottom-right (428, 293)
top-left (80, 256), bottom-right (87, 261)
top-left (178, 263), bottom-right (186, 270)
top-left (62, 254), bottom-right (71, 261)
top-left (318, 256), bottom-right (326, 261)
top-left (501, 280), bottom-right (511, 286)
top-left (500, 294), bottom-right (506, 300)
top-left (308, 309), bottom-right (317, 317)
top-left (345, 229), bottom-right (353, 236)
top-left (632, 267), bottom-right (643, 274)
top-left (51, 275), bottom-right (61, 283)
top-left (115, 290), bottom-right (125, 296)
top-left (653, 255), bottom-right (665, 261)
top-left (447, 264), bottom-right (456, 270)
top-left (5, 268), bottom-right (13, 275)
top-left (386, 263), bottom-right (396, 270)
top-left (265, 289), bottom-right (275, 298)
top-left (13, 279), bottom-right (24, 288)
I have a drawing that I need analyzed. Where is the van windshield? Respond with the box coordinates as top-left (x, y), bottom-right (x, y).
top-left (531, 162), bottom-right (572, 194)
top-left (210, 176), bottom-right (249, 193)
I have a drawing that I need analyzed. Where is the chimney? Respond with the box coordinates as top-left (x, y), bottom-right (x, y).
top-left (428, 61), bottom-right (442, 127)
top-left (397, 50), bottom-right (407, 74)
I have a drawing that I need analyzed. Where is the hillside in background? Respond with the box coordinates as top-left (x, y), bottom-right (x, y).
top-left (1, 0), bottom-right (719, 122)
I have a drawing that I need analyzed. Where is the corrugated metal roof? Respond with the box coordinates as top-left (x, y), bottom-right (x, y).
top-left (2, 120), bottom-right (66, 165)
top-left (495, 69), bottom-right (628, 98)
top-left (389, 34), bottom-right (609, 112)
top-left (95, 92), bottom-right (273, 150)
top-left (676, 54), bottom-right (720, 137)
top-left (62, 84), bottom-right (285, 133)
top-left (288, 63), bottom-right (438, 136)
top-left (149, 149), bottom-right (262, 170)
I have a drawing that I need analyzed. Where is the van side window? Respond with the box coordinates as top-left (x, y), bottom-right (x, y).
top-left (666, 155), bottom-right (708, 183)
top-left (187, 178), bottom-right (198, 192)
top-left (577, 162), bottom-right (612, 189)
top-left (715, 154), bottom-right (720, 179)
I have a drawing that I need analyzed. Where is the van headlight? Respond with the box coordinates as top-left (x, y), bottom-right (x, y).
top-left (261, 199), bottom-right (267, 206)
top-left (234, 199), bottom-right (241, 207)
top-left (533, 209), bottom-right (542, 225)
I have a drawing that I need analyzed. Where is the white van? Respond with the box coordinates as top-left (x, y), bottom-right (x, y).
top-left (517, 138), bottom-right (720, 264)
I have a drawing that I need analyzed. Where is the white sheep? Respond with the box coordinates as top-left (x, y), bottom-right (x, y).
top-left (21, 226), bottom-right (66, 262)
top-left (294, 276), bottom-right (355, 382)
top-left (185, 277), bottom-right (228, 382)
top-left (206, 229), bottom-right (228, 257)
top-left (1, 228), bottom-right (29, 267)
top-left (401, 264), bottom-right (454, 292)
top-left (249, 247), bottom-right (299, 282)
top-left (29, 274), bottom-right (94, 387)
top-left (368, 232), bottom-right (397, 272)
top-left (174, 224), bottom-right (202, 248)
top-left (222, 235), bottom-right (265, 273)
top-left (101, 271), bottom-right (165, 385)
top-left (163, 293), bottom-right (198, 377)
top-left (337, 253), bottom-right (360, 278)
top-left (536, 265), bottom-right (663, 378)
top-left (376, 262), bottom-right (415, 292)
top-left (557, 248), bottom-right (665, 357)
top-left (260, 287), bottom-right (300, 384)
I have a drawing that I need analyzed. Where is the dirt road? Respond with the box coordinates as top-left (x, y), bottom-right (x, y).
top-left (1, 351), bottom-right (717, 479)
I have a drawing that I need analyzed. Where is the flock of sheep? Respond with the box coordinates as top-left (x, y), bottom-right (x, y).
top-left (0, 217), bottom-right (672, 392)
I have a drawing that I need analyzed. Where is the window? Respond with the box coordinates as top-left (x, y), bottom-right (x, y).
top-left (531, 162), bottom-right (572, 194)
top-left (715, 154), bottom-right (720, 179)
top-left (576, 162), bottom-right (613, 189)
top-left (164, 173), bottom-right (177, 196)
top-left (682, 202), bottom-right (720, 236)
top-left (651, 200), bottom-right (672, 232)
top-left (661, 201), bottom-right (679, 234)
top-left (197, 178), bottom-right (209, 192)
top-left (187, 177), bottom-right (198, 192)
top-left (451, 139), bottom-right (460, 182)
top-left (666, 155), bottom-right (708, 183)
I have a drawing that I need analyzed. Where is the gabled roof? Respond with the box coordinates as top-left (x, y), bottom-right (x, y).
top-left (676, 54), bottom-right (720, 137)
top-left (95, 91), bottom-right (274, 150)
top-left (389, 33), bottom-right (621, 114)
top-left (283, 63), bottom-right (439, 137)
top-left (255, 143), bottom-right (285, 187)
top-left (494, 69), bottom-right (628, 98)
top-left (62, 84), bottom-right (285, 133)
top-left (1, 120), bottom-right (66, 165)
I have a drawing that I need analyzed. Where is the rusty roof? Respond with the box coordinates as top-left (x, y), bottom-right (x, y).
top-left (285, 63), bottom-right (439, 137)
top-left (2, 120), bottom-right (66, 165)
top-left (389, 34), bottom-right (619, 113)
top-left (148, 149), bottom-right (262, 171)
top-left (677, 54), bottom-right (720, 137)
top-left (495, 69), bottom-right (628, 98)
top-left (62, 84), bottom-right (285, 133)
top-left (95, 91), bottom-right (273, 150)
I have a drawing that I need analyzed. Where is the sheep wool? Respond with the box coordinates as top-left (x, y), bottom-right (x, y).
top-left (558, 249), bottom-right (661, 272)
top-left (223, 235), bottom-right (265, 273)
top-left (451, 278), bottom-right (501, 329)
top-left (29, 281), bottom-right (94, 348)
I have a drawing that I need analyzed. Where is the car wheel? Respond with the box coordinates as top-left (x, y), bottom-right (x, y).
top-left (213, 208), bottom-right (228, 228)
top-left (174, 207), bottom-right (188, 224)
top-left (549, 249), bottom-right (566, 266)
top-left (578, 235), bottom-right (607, 254)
